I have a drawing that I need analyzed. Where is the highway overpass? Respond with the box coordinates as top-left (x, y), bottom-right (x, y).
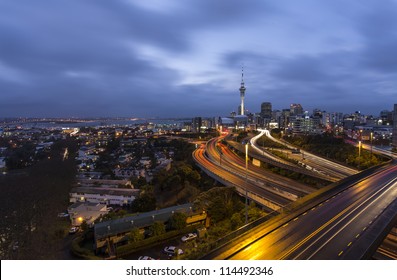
top-left (193, 131), bottom-right (397, 259)
top-left (202, 160), bottom-right (397, 259)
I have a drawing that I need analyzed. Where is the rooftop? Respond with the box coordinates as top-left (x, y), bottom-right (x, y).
top-left (94, 203), bottom-right (194, 239)
top-left (70, 187), bottom-right (139, 197)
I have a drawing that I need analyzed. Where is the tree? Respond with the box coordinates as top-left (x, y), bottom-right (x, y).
top-left (168, 212), bottom-right (187, 230)
top-left (247, 202), bottom-right (263, 222)
top-left (188, 170), bottom-right (201, 182)
top-left (230, 213), bottom-right (243, 230)
top-left (130, 176), bottom-right (147, 189)
top-left (130, 185), bottom-right (156, 212)
top-left (150, 221), bottom-right (165, 236)
top-left (128, 227), bottom-right (144, 242)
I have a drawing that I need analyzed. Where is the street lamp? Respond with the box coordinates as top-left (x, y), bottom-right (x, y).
top-left (245, 142), bottom-right (249, 224)
top-left (358, 140), bottom-right (362, 170)
top-left (370, 131), bottom-right (373, 157)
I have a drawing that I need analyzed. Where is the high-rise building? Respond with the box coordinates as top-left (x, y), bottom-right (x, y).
top-left (192, 117), bottom-right (202, 133)
top-left (239, 68), bottom-right (246, 115)
top-left (280, 109), bottom-right (291, 129)
top-left (261, 102), bottom-right (272, 119)
top-left (393, 104), bottom-right (397, 147)
top-left (260, 102), bottom-right (272, 128)
top-left (290, 104), bottom-right (303, 116)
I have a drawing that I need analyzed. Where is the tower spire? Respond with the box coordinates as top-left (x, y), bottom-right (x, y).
top-left (239, 65), bottom-right (246, 115)
top-left (241, 65), bottom-right (244, 84)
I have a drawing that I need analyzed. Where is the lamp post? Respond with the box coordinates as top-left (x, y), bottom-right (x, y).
top-left (245, 142), bottom-right (249, 224)
top-left (358, 140), bottom-right (362, 170)
top-left (370, 131), bottom-right (373, 157)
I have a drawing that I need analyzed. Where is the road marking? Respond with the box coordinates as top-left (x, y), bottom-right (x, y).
top-left (281, 203), bottom-right (355, 260)
top-left (295, 175), bottom-right (397, 260)
top-left (325, 199), bottom-right (329, 203)
top-left (319, 203), bottom-right (323, 207)
top-left (293, 217), bottom-right (299, 221)
top-left (283, 223), bottom-right (289, 228)
top-left (356, 234), bottom-right (360, 238)
top-left (311, 207), bottom-right (316, 211)
top-left (347, 242), bottom-right (352, 247)
top-left (338, 251), bottom-right (344, 256)
top-left (369, 220), bottom-right (373, 224)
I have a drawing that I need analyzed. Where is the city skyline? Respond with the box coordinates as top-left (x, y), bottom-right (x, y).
top-left (1, 0), bottom-right (397, 118)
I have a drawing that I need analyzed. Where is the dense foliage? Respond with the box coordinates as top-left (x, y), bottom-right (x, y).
top-left (283, 133), bottom-right (385, 170)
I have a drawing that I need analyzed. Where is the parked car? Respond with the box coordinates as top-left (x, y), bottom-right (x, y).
top-left (69, 226), bottom-right (79, 234)
top-left (138, 256), bottom-right (155, 260)
top-left (163, 246), bottom-right (183, 256)
top-left (181, 233), bottom-right (197, 242)
top-left (57, 212), bottom-right (69, 218)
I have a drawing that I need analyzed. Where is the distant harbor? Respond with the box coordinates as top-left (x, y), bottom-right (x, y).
top-left (0, 117), bottom-right (192, 129)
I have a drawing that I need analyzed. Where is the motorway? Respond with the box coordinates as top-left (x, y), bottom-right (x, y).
top-left (194, 132), bottom-right (397, 259)
top-left (256, 129), bottom-right (358, 179)
top-left (205, 136), bottom-right (316, 197)
top-left (193, 147), bottom-right (291, 211)
top-left (208, 162), bottom-right (397, 259)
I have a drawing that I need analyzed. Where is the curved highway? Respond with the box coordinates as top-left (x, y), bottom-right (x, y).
top-left (205, 136), bottom-right (315, 198)
top-left (257, 129), bottom-right (358, 178)
top-left (193, 146), bottom-right (291, 210)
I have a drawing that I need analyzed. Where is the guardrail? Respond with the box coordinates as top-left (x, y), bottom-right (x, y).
top-left (201, 159), bottom-right (396, 260)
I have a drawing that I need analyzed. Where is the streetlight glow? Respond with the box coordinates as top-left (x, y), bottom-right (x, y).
top-left (245, 142), bottom-right (249, 224)
top-left (358, 140), bottom-right (362, 170)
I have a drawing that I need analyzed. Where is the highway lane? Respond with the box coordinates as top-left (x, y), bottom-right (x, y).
top-left (205, 136), bottom-right (313, 198)
top-left (250, 130), bottom-right (296, 167)
top-left (218, 163), bottom-right (397, 260)
top-left (259, 129), bottom-right (358, 178)
top-left (219, 144), bottom-right (315, 196)
top-left (193, 147), bottom-right (291, 209)
top-left (353, 141), bottom-right (397, 160)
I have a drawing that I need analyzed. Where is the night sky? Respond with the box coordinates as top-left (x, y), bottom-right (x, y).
top-left (1, 0), bottom-right (397, 118)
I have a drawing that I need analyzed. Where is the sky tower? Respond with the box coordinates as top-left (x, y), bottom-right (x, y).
top-left (239, 67), bottom-right (246, 115)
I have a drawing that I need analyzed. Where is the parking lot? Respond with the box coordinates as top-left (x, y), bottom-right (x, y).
top-left (124, 234), bottom-right (198, 260)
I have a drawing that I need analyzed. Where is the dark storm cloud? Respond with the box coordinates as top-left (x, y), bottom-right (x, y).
top-left (0, 0), bottom-right (191, 116)
top-left (355, 1), bottom-right (397, 73)
top-left (0, 0), bottom-right (396, 117)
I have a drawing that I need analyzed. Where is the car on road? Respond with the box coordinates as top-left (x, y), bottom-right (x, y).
top-left (69, 226), bottom-right (79, 234)
top-left (181, 233), bottom-right (197, 242)
top-left (138, 256), bottom-right (155, 260)
top-left (163, 246), bottom-right (183, 256)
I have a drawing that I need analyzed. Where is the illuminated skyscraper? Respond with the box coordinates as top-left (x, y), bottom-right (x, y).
top-left (239, 67), bottom-right (246, 115)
